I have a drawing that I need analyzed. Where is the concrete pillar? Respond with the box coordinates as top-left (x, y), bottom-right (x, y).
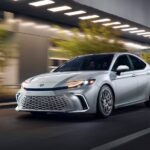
top-left (18, 33), bottom-right (48, 83)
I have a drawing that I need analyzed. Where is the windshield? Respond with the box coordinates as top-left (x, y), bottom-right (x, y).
top-left (54, 54), bottom-right (114, 72)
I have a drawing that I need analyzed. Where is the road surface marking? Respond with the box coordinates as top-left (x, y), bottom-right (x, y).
top-left (91, 127), bottom-right (150, 150)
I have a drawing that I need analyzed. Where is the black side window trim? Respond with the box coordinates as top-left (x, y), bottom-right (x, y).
top-left (128, 55), bottom-right (146, 71)
top-left (127, 55), bottom-right (134, 71)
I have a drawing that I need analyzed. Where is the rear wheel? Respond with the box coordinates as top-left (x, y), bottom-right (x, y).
top-left (97, 85), bottom-right (114, 118)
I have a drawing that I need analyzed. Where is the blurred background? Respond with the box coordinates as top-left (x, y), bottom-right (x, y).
top-left (1, 0), bottom-right (150, 100)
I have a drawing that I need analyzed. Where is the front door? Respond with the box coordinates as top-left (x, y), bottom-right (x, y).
top-left (112, 55), bottom-right (138, 107)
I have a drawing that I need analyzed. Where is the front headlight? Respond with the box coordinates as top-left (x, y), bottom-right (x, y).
top-left (67, 79), bottom-right (95, 88)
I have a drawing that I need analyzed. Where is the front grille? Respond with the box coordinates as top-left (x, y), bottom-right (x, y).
top-left (19, 96), bottom-right (71, 111)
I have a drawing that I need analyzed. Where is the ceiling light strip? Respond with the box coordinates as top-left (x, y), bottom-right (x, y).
top-left (48, 6), bottom-right (72, 12)
top-left (92, 18), bottom-right (111, 23)
top-left (103, 22), bottom-right (121, 26)
top-left (64, 10), bottom-right (86, 16)
top-left (113, 24), bottom-right (130, 29)
top-left (79, 15), bottom-right (99, 20)
top-left (121, 27), bottom-right (138, 31)
top-left (130, 30), bottom-right (145, 33)
top-left (29, 0), bottom-right (55, 7)
top-left (143, 35), bottom-right (150, 37)
top-left (137, 32), bottom-right (150, 35)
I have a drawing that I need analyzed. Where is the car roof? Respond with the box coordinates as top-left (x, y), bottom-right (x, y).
top-left (78, 52), bottom-right (134, 57)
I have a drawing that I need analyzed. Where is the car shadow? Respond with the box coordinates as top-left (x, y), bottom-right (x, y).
top-left (17, 104), bottom-right (149, 123)
top-left (17, 113), bottom-right (99, 123)
top-left (113, 103), bottom-right (147, 116)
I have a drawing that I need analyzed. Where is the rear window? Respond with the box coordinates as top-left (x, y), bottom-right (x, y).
top-left (129, 55), bottom-right (146, 70)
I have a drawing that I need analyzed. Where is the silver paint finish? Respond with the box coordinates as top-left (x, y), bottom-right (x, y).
top-left (16, 53), bottom-right (150, 114)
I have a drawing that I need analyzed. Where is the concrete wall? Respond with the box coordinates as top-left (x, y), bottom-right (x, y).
top-left (75, 0), bottom-right (150, 27)
top-left (4, 58), bottom-right (19, 85)
top-left (6, 15), bottom-right (49, 83)
top-left (18, 33), bottom-right (48, 83)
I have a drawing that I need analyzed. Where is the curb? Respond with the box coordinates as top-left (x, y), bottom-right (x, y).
top-left (0, 102), bottom-right (17, 109)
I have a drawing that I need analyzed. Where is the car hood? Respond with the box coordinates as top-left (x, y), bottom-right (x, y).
top-left (23, 71), bottom-right (108, 89)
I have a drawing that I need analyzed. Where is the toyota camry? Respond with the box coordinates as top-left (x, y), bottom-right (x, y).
top-left (16, 53), bottom-right (150, 117)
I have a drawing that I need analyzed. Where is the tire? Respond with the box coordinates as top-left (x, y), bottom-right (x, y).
top-left (97, 85), bottom-right (114, 118)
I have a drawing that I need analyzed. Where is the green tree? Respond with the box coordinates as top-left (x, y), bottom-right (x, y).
top-left (52, 21), bottom-right (126, 58)
top-left (141, 52), bottom-right (150, 64)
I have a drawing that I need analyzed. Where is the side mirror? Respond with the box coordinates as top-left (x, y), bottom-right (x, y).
top-left (116, 65), bottom-right (129, 75)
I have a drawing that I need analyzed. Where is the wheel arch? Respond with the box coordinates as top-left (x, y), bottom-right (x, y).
top-left (103, 83), bottom-right (115, 103)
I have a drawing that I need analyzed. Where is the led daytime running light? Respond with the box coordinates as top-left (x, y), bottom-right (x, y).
top-left (67, 79), bottom-right (95, 88)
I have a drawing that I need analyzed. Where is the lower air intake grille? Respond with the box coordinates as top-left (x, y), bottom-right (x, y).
top-left (20, 96), bottom-right (71, 111)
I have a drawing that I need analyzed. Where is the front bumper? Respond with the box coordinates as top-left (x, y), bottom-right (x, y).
top-left (16, 90), bottom-right (90, 113)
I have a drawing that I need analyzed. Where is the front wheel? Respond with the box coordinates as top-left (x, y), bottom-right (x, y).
top-left (97, 85), bottom-right (114, 118)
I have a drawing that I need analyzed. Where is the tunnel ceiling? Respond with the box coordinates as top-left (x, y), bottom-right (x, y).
top-left (0, 0), bottom-right (150, 44)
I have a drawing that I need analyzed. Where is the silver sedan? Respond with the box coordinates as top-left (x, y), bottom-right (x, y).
top-left (16, 53), bottom-right (150, 118)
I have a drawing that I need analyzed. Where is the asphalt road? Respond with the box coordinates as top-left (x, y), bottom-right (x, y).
top-left (0, 104), bottom-right (150, 150)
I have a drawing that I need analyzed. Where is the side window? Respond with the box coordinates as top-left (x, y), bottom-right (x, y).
top-left (129, 55), bottom-right (146, 70)
top-left (112, 55), bottom-right (132, 72)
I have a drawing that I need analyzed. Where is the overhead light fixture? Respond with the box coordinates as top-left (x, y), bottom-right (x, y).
top-left (29, 0), bottom-right (55, 7)
top-left (103, 22), bottom-right (121, 26)
top-left (92, 18), bottom-right (111, 23)
top-left (113, 24), bottom-right (130, 29)
top-left (129, 30), bottom-right (145, 34)
top-left (79, 15), bottom-right (99, 20)
top-left (121, 27), bottom-right (138, 31)
top-left (137, 32), bottom-right (150, 35)
top-left (64, 10), bottom-right (86, 16)
top-left (48, 6), bottom-right (72, 12)
top-left (124, 42), bottom-right (149, 49)
top-left (143, 35), bottom-right (150, 37)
